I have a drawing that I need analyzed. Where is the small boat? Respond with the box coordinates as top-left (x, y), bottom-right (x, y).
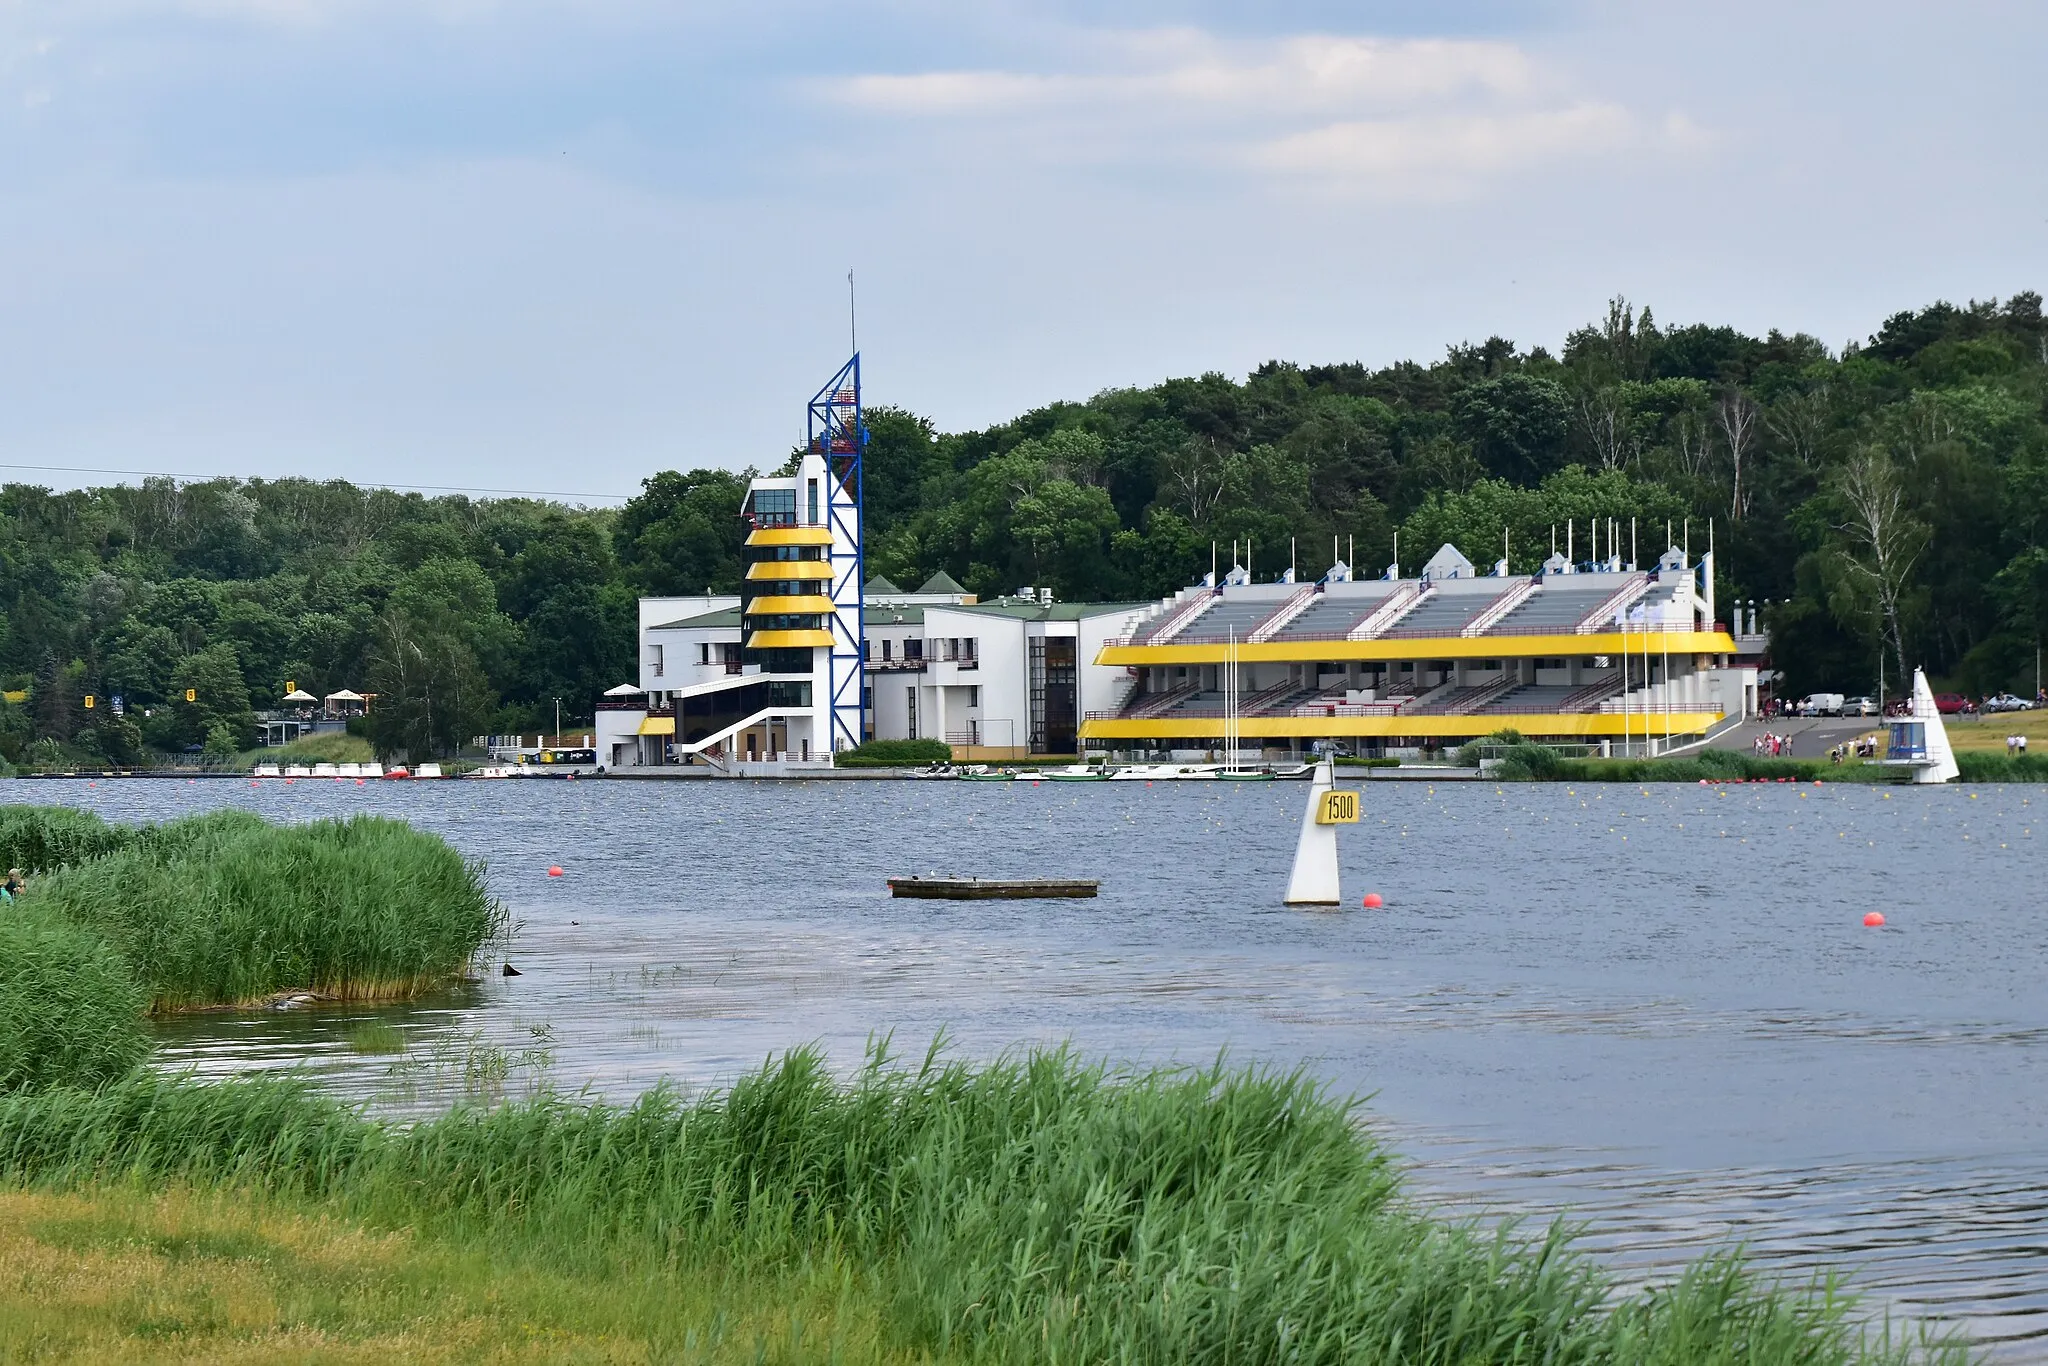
top-left (1218, 768), bottom-right (1274, 781)
top-left (250, 763), bottom-right (281, 778)
top-left (889, 876), bottom-right (1099, 900)
top-left (414, 762), bottom-right (444, 779)
top-left (1043, 764), bottom-right (1107, 781)
top-left (959, 766), bottom-right (1012, 781)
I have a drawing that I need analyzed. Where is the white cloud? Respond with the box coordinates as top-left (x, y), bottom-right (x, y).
top-left (834, 32), bottom-right (1545, 117)
top-left (1256, 103), bottom-right (1638, 180)
top-left (823, 26), bottom-right (1700, 197)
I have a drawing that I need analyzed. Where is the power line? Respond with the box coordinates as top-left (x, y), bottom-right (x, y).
top-left (0, 462), bottom-right (634, 504)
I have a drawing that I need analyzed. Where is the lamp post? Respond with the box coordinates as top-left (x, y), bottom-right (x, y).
top-left (552, 697), bottom-right (561, 747)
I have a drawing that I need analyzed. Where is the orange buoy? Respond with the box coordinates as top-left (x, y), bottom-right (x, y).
top-left (547, 865), bottom-right (564, 878)
top-left (1362, 893), bottom-right (1384, 909)
top-left (1863, 911), bottom-right (1885, 928)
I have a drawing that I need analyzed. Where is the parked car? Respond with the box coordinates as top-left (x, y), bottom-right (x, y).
top-left (1797, 693), bottom-right (1845, 717)
top-left (1933, 692), bottom-right (1969, 714)
top-left (1983, 693), bottom-right (2034, 713)
top-left (1842, 696), bottom-right (1878, 717)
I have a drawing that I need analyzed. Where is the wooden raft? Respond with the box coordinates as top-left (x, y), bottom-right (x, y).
top-left (888, 877), bottom-right (1100, 900)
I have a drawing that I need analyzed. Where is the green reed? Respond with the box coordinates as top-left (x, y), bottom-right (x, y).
top-left (0, 1047), bottom-right (1971, 1365)
top-left (0, 805), bottom-right (270, 875)
top-left (0, 805), bottom-right (131, 873)
top-left (26, 814), bottom-right (505, 1010)
top-left (0, 908), bottom-right (148, 1092)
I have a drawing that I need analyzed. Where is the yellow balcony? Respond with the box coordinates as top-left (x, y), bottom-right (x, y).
top-left (746, 526), bottom-right (833, 547)
top-left (745, 629), bottom-right (835, 649)
top-left (745, 595), bottom-right (836, 615)
top-left (746, 561), bottom-right (831, 580)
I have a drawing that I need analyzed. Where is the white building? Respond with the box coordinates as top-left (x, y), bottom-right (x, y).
top-left (596, 564), bottom-right (1150, 769)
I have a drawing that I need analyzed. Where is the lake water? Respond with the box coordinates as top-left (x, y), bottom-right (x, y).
top-left (12, 775), bottom-right (2045, 1360)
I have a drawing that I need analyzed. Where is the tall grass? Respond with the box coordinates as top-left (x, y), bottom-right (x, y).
top-left (0, 805), bottom-right (269, 875)
top-left (0, 805), bottom-right (130, 873)
top-left (26, 815), bottom-right (504, 1009)
top-left (1489, 746), bottom-right (1900, 784)
top-left (0, 1048), bottom-right (1969, 1364)
top-left (0, 908), bottom-right (147, 1092)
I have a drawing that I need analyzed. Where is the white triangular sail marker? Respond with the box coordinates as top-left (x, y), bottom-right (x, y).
top-left (1908, 668), bottom-right (1959, 784)
top-left (1285, 758), bottom-right (1342, 905)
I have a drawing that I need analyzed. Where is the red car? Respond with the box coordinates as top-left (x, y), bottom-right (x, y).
top-left (1933, 692), bottom-right (1969, 714)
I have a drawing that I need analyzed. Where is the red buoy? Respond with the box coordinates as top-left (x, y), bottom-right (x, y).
top-left (547, 865), bottom-right (564, 878)
top-left (1863, 911), bottom-right (1885, 928)
top-left (1362, 892), bottom-right (1383, 909)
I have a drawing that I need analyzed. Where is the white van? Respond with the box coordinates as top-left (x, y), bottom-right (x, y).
top-left (1798, 693), bottom-right (1845, 717)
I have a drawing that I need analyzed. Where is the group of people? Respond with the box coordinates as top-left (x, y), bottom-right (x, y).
top-left (1752, 732), bottom-right (1794, 757)
top-left (1829, 737), bottom-right (1881, 763)
top-left (2005, 733), bottom-right (2032, 756)
top-left (0, 869), bottom-right (24, 902)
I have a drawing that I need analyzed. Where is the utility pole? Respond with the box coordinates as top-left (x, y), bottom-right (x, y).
top-left (553, 697), bottom-right (561, 745)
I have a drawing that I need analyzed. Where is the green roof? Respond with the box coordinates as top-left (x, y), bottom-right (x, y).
top-left (865, 574), bottom-right (903, 594)
top-left (916, 569), bottom-right (968, 595)
top-left (864, 605), bottom-right (925, 626)
top-left (648, 607), bottom-right (742, 630)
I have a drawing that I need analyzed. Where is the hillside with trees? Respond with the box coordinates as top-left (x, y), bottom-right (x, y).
top-left (2, 291), bottom-right (2041, 763)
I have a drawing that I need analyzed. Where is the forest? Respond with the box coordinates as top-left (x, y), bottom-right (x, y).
top-left (2, 290), bottom-right (2042, 762)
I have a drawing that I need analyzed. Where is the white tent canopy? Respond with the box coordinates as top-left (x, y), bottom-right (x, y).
top-left (603, 683), bottom-right (646, 696)
top-left (282, 689), bottom-right (317, 703)
top-left (325, 689), bottom-right (365, 702)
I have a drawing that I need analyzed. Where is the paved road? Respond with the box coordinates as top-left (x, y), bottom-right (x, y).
top-left (1699, 716), bottom-right (1886, 758)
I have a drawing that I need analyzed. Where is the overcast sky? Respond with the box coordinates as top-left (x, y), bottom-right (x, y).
top-left (1, 1), bottom-right (2041, 502)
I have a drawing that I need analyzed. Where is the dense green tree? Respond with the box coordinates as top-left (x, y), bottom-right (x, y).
top-left (614, 470), bottom-right (750, 596)
top-left (2, 285), bottom-right (2046, 756)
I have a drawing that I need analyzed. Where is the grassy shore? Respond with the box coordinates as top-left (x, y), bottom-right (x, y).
top-left (0, 806), bottom-right (503, 1013)
top-left (1474, 741), bottom-right (2048, 783)
top-left (0, 1185), bottom-right (901, 1364)
top-left (0, 1051), bottom-right (1971, 1365)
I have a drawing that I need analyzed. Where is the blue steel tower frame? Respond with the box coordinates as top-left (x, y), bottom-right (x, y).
top-left (809, 354), bottom-right (866, 753)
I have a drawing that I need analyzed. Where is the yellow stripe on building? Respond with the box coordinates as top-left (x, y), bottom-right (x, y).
top-left (745, 561), bottom-right (832, 580)
top-left (1079, 712), bottom-right (1724, 742)
top-left (1098, 631), bottom-right (1736, 668)
top-left (745, 629), bottom-right (835, 649)
top-left (637, 716), bottom-right (675, 736)
top-left (745, 527), bottom-right (833, 547)
top-left (744, 595), bottom-right (836, 615)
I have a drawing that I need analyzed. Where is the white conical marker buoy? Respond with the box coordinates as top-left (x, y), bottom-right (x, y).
top-left (1908, 668), bottom-right (1959, 784)
top-left (1285, 757), bottom-right (1350, 905)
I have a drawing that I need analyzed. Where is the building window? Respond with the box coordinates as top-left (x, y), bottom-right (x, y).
top-left (750, 487), bottom-right (796, 526)
top-left (967, 686), bottom-right (980, 708)
top-left (882, 638), bottom-right (893, 660)
top-left (807, 478), bottom-right (819, 525)
top-left (863, 686), bottom-right (873, 710)
top-left (906, 686), bottom-right (918, 740)
top-left (1028, 638), bottom-right (1076, 753)
top-left (650, 644), bottom-right (664, 677)
top-left (862, 639), bottom-right (871, 661)
top-left (697, 643), bottom-right (709, 665)
top-left (907, 638), bottom-right (923, 660)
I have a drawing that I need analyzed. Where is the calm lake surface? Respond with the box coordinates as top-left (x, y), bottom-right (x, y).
top-left (12, 775), bottom-right (2045, 1359)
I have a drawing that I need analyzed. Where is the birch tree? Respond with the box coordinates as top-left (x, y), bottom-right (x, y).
top-left (1831, 450), bottom-right (1928, 690)
top-left (1717, 388), bottom-right (1761, 520)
